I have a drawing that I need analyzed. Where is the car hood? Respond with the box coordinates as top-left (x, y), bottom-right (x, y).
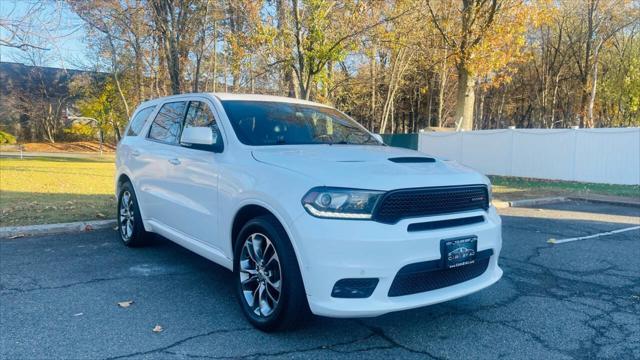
top-left (251, 145), bottom-right (487, 190)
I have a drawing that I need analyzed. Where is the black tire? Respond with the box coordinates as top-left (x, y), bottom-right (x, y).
top-left (233, 215), bottom-right (310, 332)
top-left (117, 181), bottom-right (148, 247)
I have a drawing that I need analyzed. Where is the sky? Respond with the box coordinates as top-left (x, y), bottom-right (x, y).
top-left (0, 0), bottom-right (88, 70)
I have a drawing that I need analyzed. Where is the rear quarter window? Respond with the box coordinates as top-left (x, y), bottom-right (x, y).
top-left (126, 106), bottom-right (156, 136)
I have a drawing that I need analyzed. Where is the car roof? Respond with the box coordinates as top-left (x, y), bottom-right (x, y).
top-left (136, 93), bottom-right (332, 109)
top-left (212, 93), bottom-right (331, 108)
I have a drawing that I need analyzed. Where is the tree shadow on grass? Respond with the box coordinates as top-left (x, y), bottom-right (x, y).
top-left (0, 191), bottom-right (116, 227)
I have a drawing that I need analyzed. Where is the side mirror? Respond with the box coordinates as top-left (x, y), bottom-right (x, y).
top-left (181, 126), bottom-right (223, 152)
top-left (372, 134), bottom-right (384, 144)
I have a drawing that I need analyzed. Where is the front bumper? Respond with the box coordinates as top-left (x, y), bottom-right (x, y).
top-left (290, 206), bottom-right (503, 318)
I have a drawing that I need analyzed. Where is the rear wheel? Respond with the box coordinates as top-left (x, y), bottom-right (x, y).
top-left (234, 215), bottom-right (309, 331)
top-left (117, 181), bottom-right (148, 247)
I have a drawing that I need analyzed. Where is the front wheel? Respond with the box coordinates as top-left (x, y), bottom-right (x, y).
top-left (234, 215), bottom-right (310, 331)
top-left (117, 181), bottom-right (148, 247)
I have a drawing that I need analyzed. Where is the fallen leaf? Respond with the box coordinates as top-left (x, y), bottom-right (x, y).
top-left (152, 325), bottom-right (163, 333)
top-left (112, 226), bottom-right (119, 231)
top-left (8, 234), bottom-right (25, 239)
top-left (96, 212), bottom-right (105, 218)
top-left (117, 300), bottom-right (134, 308)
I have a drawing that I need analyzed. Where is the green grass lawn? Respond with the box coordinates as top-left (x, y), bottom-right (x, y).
top-left (0, 156), bottom-right (116, 227)
top-left (490, 175), bottom-right (640, 201)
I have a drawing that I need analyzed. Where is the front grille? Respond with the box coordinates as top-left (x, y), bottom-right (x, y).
top-left (388, 256), bottom-right (491, 297)
top-left (373, 185), bottom-right (489, 224)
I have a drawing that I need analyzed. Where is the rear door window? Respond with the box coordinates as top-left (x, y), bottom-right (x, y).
top-left (148, 102), bottom-right (187, 145)
top-left (127, 106), bottom-right (156, 136)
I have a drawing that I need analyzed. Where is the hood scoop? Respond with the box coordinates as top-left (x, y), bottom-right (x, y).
top-left (388, 157), bottom-right (436, 163)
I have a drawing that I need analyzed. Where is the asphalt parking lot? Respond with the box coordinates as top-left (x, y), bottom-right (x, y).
top-left (1, 201), bottom-right (639, 360)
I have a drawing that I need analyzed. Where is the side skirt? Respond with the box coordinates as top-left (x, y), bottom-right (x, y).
top-left (146, 219), bottom-right (233, 270)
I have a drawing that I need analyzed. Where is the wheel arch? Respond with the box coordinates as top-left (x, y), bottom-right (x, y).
top-left (231, 204), bottom-right (274, 251)
top-left (115, 173), bottom-right (151, 232)
top-left (230, 203), bottom-right (304, 269)
top-left (116, 173), bottom-right (132, 195)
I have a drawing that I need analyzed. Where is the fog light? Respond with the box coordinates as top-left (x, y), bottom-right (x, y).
top-left (331, 278), bottom-right (379, 298)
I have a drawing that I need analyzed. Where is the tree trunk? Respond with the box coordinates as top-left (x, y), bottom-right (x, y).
top-left (106, 34), bottom-right (131, 119)
top-left (44, 103), bottom-right (55, 143)
top-left (193, 55), bottom-right (202, 93)
top-left (417, 85), bottom-right (422, 130)
top-left (477, 89), bottom-right (485, 130)
top-left (437, 47), bottom-right (448, 127)
top-left (454, 65), bottom-right (475, 131)
top-left (427, 77), bottom-right (433, 127)
top-left (579, 0), bottom-right (596, 128)
top-left (223, 54), bottom-right (228, 92)
top-left (292, 0), bottom-right (305, 99)
top-left (134, 41), bottom-right (143, 103)
top-left (587, 42), bottom-right (603, 128)
top-left (390, 97), bottom-right (395, 134)
top-left (370, 47), bottom-right (376, 131)
top-left (211, 19), bottom-right (217, 92)
top-left (497, 85), bottom-right (506, 128)
top-left (276, 0), bottom-right (296, 98)
top-left (111, 112), bottom-right (121, 142)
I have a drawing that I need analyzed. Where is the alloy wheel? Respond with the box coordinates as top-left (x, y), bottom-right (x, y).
top-left (239, 233), bottom-right (282, 317)
top-left (119, 190), bottom-right (134, 241)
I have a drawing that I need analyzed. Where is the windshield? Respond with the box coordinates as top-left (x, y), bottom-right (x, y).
top-left (221, 100), bottom-right (381, 146)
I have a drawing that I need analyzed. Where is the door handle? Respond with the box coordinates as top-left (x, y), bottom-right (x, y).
top-left (131, 150), bottom-right (141, 157)
top-left (168, 158), bottom-right (181, 165)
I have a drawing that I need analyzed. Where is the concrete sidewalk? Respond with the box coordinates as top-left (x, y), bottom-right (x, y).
top-left (0, 220), bottom-right (117, 239)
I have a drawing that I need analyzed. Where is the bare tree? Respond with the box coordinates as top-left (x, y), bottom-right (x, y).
top-left (1, 1), bottom-right (52, 50)
top-left (150, 0), bottom-right (197, 94)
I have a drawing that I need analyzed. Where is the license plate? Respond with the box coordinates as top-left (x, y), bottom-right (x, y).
top-left (441, 236), bottom-right (477, 269)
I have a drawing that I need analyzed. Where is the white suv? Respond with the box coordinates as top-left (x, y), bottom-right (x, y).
top-left (115, 93), bottom-right (503, 331)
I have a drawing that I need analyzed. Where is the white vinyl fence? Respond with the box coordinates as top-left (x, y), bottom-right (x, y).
top-left (418, 128), bottom-right (640, 185)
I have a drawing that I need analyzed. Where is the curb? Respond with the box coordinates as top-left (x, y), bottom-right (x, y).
top-left (0, 219), bottom-right (116, 239)
top-left (508, 197), bottom-right (567, 208)
top-left (493, 197), bottom-right (568, 209)
top-left (496, 195), bottom-right (639, 209)
top-left (568, 196), bottom-right (640, 208)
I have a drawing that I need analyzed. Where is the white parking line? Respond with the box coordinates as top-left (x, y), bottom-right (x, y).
top-left (547, 226), bottom-right (640, 244)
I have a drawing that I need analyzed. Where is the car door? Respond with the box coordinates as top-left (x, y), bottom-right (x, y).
top-left (137, 100), bottom-right (188, 225)
top-left (164, 99), bottom-right (223, 246)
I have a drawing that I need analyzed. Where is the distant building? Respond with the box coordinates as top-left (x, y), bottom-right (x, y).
top-left (0, 62), bottom-right (98, 141)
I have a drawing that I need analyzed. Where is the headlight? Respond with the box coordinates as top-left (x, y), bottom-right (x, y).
top-left (301, 187), bottom-right (384, 219)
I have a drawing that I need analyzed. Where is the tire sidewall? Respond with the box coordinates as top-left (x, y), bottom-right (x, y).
top-left (233, 216), bottom-right (298, 330)
top-left (117, 182), bottom-right (143, 246)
